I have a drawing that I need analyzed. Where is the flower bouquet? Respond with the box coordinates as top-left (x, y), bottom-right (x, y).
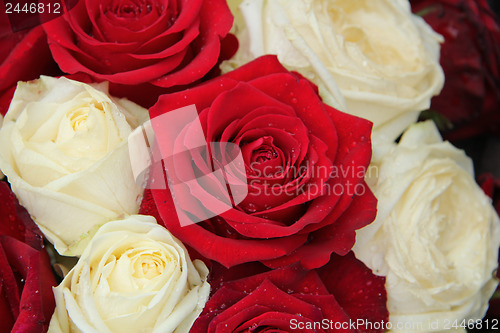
top-left (1, 0), bottom-right (500, 332)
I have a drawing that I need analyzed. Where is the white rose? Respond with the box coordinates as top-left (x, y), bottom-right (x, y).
top-left (0, 76), bottom-right (148, 255)
top-left (48, 215), bottom-right (210, 333)
top-left (224, 0), bottom-right (444, 143)
top-left (353, 121), bottom-right (500, 332)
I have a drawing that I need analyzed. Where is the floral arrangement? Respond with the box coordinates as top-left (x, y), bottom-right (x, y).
top-left (0, 0), bottom-right (499, 332)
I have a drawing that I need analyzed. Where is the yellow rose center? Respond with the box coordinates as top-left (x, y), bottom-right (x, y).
top-left (68, 108), bottom-right (89, 132)
top-left (99, 244), bottom-right (179, 293)
top-left (132, 252), bottom-right (165, 280)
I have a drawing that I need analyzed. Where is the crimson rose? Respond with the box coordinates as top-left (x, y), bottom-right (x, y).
top-left (191, 252), bottom-right (388, 332)
top-left (0, 182), bottom-right (57, 333)
top-left (0, 18), bottom-right (59, 115)
top-left (411, 0), bottom-right (500, 140)
top-left (141, 56), bottom-right (376, 268)
top-left (42, 0), bottom-right (235, 107)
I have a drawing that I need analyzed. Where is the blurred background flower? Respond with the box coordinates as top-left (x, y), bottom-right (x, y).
top-left (411, 0), bottom-right (500, 140)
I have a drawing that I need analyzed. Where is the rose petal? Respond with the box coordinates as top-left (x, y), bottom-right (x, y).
top-left (148, 185), bottom-right (308, 267)
top-left (318, 252), bottom-right (388, 332)
top-left (0, 242), bottom-right (20, 321)
top-left (0, 182), bottom-right (44, 249)
top-left (0, 26), bottom-right (57, 93)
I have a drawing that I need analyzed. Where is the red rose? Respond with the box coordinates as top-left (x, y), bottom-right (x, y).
top-left (0, 182), bottom-right (57, 333)
top-left (411, 0), bottom-right (500, 140)
top-left (42, 0), bottom-right (236, 107)
top-left (191, 252), bottom-right (388, 333)
top-left (141, 55), bottom-right (376, 268)
top-left (0, 14), bottom-right (59, 115)
top-left (0, 6), bottom-right (61, 116)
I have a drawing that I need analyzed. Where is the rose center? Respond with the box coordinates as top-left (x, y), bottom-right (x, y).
top-left (110, 0), bottom-right (154, 18)
top-left (68, 108), bottom-right (89, 132)
top-left (253, 146), bottom-right (278, 164)
top-left (241, 136), bottom-right (286, 180)
top-left (121, 5), bottom-right (138, 16)
top-left (132, 253), bottom-right (165, 280)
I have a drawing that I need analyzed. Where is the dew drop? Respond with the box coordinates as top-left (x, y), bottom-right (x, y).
top-left (246, 203), bottom-right (257, 213)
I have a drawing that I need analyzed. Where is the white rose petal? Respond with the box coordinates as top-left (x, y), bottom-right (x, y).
top-left (224, 0), bottom-right (445, 143)
top-left (354, 121), bottom-right (500, 332)
top-left (48, 215), bottom-right (210, 333)
top-left (0, 76), bottom-right (149, 255)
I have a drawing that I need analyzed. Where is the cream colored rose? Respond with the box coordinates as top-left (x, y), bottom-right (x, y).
top-left (0, 76), bottom-right (148, 255)
top-left (48, 215), bottom-right (210, 333)
top-left (353, 121), bottom-right (500, 332)
top-left (224, 0), bottom-right (445, 143)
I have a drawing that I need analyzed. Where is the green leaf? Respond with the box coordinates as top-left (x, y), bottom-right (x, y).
top-left (415, 5), bottom-right (440, 17)
top-left (418, 109), bottom-right (454, 132)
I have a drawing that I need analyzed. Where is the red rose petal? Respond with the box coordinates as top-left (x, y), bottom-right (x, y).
top-left (239, 312), bottom-right (325, 333)
top-left (266, 184), bottom-right (377, 269)
top-left (205, 84), bottom-right (296, 141)
top-left (149, 185), bottom-right (308, 267)
top-left (0, 184), bottom-right (57, 333)
top-left (210, 279), bottom-right (326, 329)
top-left (1, 237), bottom-right (56, 333)
top-left (248, 74), bottom-right (339, 163)
top-left (0, 182), bottom-right (44, 250)
top-left (0, 85), bottom-right (16, 116)
top-left (0, 242), bottom-right (20, 321)
top-left (191, 286), bottom-right (245, 332)
top-left (318, 252), bottom-right (389, 333)
top-left (0, 25), bottom-right (58, 93)
top-left (0, 286), bottom-right (15, 333)
top-left (96, 0), bottom-right (173, 41)
top-left (222, 265), bottom-right (327, 296)
top-left (193, 260), bottom-right (384, 332)
top-left (223, 55), bottom-right (290, 82)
